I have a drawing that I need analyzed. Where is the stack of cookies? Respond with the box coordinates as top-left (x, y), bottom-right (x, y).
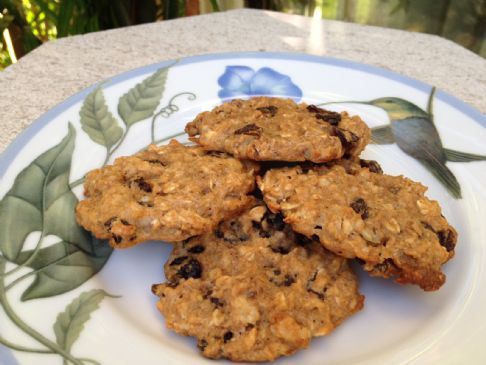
top-left (76, 97), bottom-right (457, 362)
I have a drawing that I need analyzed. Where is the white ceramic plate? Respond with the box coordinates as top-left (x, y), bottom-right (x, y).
top-left (1, 52), bottom-right (485, 365)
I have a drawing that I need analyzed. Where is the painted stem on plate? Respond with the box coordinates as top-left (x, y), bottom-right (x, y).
top-left (0, 335), bottom-right (53, 354)
top-left (68, 128), bottom-right (128, 190)
top-left (0, 232), bottom-right (44, 278)
top-left (0, 259), bottom-right (85, 365)
top-left (105, 128), bottom-right (129, 164)
top-left (5, 240), bottom-right (65, 292)
top-left (150, 92), bottom-right (196, 143)
top-left (142, 131), bottom-right (187, 153)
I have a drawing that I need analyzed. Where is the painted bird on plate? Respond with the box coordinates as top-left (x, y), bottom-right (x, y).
top-left (321, 88), bottom-right (486, 198)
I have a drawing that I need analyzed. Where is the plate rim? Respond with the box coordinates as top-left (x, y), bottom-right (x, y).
top-left (0, 51), bottom-right (484, 179)
top-left (1, 51), bottom-right (485, 365)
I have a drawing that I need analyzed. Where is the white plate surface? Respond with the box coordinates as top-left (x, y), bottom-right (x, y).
top-left (0, 52), bottom-right (485, 365)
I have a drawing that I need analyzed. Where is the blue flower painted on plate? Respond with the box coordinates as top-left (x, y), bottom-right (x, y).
top-left (218, 66), bottom-right (302, 100)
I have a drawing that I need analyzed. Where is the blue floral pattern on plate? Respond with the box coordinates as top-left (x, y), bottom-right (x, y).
top-left (218, 66), bottom-right (302, 100)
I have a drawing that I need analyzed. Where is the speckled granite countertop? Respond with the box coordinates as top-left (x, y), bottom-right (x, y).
top-left (0, 9), bottom-right (485, 153)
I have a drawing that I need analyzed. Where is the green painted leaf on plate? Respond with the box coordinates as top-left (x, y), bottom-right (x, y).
top-left (80, 87), bottom-right (123, 149)
top-left (0, 125), bottom-right (91, 261)
top-left (118, 66), bottom-right (170, 127)
top-left (0, 124), bottom-right (112, 300)
top-left (15, 239), bottom-right (112, 301)
top-left (53, 289), bottom-right (112, 353)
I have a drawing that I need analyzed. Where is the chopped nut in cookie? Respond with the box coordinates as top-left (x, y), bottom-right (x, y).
top-left (76, 140), bottom-right (258, 248)
top-left (152, 201), bottom-right (363, 361)
top-left (259, 163), bottom-right (457, 291)
top-left (185, 97), bottom-right (370, 162)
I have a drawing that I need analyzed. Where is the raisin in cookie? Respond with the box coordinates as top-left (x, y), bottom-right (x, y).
top-left (258, 164), bottom-right (457, 291)
top-left (152, 201), bottom-right (364, 362)
top-left (76, 140), bottom-right (258, 248)
top-left (185, 97), bottom-right (370, 163)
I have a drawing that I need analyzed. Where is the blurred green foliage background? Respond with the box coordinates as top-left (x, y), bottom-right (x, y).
top-left (0, 0), bottom-right (484, 70)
